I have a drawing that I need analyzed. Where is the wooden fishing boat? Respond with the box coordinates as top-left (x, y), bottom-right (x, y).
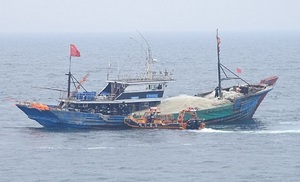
top-left (150, 30), bottom-right (278, 125)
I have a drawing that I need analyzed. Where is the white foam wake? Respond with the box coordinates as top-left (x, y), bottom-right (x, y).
top-left (189, 129), bottom-right (300, 134)
top-left (189, 128), bottom-right (233, 133)
top-left (86, 146), bottom-right (110, 150)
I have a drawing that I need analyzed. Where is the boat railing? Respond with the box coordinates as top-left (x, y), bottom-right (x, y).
top-left (58, 93), bottom-right (118, 102)
top-left (95, 95), bottom-right (115, 101)
top-left (58, 91), bottom-right (68, 100)
top-left (109, 72), bottom-right (174, 83)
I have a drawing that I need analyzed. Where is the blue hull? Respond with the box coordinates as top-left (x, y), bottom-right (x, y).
top-left (16, 105), bottom-right (128, 129)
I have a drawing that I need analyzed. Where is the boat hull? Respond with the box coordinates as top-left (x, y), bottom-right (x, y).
top-left (173, 87), bottom-right (273, 125)
top-left (16, 104), bottom-right (128, 129)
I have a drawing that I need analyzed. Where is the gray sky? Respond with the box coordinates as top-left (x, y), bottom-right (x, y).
top-left (0, 0), bottom-right (299, 33)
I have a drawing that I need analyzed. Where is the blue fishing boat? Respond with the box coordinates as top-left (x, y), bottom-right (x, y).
top-left (16, 37), bottom-right (174, 129)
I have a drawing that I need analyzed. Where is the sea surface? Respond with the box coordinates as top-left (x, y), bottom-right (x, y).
top-left (0, 32), bottom-right (299, 181)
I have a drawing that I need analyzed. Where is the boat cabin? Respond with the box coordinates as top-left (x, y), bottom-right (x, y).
top-left (59, 78), bottom-right (173, 116)
top-left (98, 79), bottom-right (168, 100)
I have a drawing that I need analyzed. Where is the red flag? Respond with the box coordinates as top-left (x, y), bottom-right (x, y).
top-left (217, 36), bottom-right (221, 45)
top-left (76, 73), bottom-right (89, 89)
top-left (237, 68), bottom-right (242, 74)
top-left (70, 44), bottom-right (80, 57)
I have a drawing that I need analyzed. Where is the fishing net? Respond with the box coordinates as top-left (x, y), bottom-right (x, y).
top-left (151, 90), bottom-right (243, 114)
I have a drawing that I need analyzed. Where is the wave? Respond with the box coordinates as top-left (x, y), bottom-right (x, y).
top-left (38, 146), bottom-right (74, 150)
top-left (240, 130), bottom-right (300, 134)
top-left (189, 129), bottom-right (300, 134)
top-left (86, 146), bottom-right (114, 150)
top-left (38, 146), bottom-right (114, 150)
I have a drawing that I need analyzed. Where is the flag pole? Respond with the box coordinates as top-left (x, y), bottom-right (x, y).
top-left (67, 56), bottom-right (72, 98)
top-left (68, 44), bottom-right (80, 98)
top-left (216, 29), bottom-right (222, 98)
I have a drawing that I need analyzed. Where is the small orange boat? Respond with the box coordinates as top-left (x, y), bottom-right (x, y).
top-left (124, 107), bottom-right (205, 130)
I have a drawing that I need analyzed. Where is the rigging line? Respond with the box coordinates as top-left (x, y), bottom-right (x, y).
top-left (71, 74), bottom-right (88, 92)
top-left (220, 63), bottom-right (250, 85)
top-left (220, 66), bottom-right (228, 78)
top-left (31, 86), bottom-right (67, 92)
top-left (130, 37), bottom-right (147, 54)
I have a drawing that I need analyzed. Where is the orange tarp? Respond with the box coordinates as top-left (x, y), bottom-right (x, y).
top-left (30, 102), bottom-right (50, 111)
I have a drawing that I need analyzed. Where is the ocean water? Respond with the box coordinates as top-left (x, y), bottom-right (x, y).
top-left (0, 32), bottom-right (299, 181)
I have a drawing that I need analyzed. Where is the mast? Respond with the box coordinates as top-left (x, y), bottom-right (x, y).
top-left (68, 44), bottom-right (80, 98)
top-left (67, 56), bottom-right (71, 98)
top-left (216, 29), bottom-right (222, 98)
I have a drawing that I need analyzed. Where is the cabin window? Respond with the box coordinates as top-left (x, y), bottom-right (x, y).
top-left (157, 84), bottom-right (162, 90)
top-left (78, 104), bottom-right (88, 108)
top-left (143, 102), bottom-right (149, 107)
top-left (147, 84), bottom-right (158, 90)
top-left (124, 85), bottom-right (147, 92)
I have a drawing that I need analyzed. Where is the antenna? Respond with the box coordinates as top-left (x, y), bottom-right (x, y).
top-left (136, 30), bottom-right (155, 80)
top-left (130, 37), bottom-right (147, 58)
